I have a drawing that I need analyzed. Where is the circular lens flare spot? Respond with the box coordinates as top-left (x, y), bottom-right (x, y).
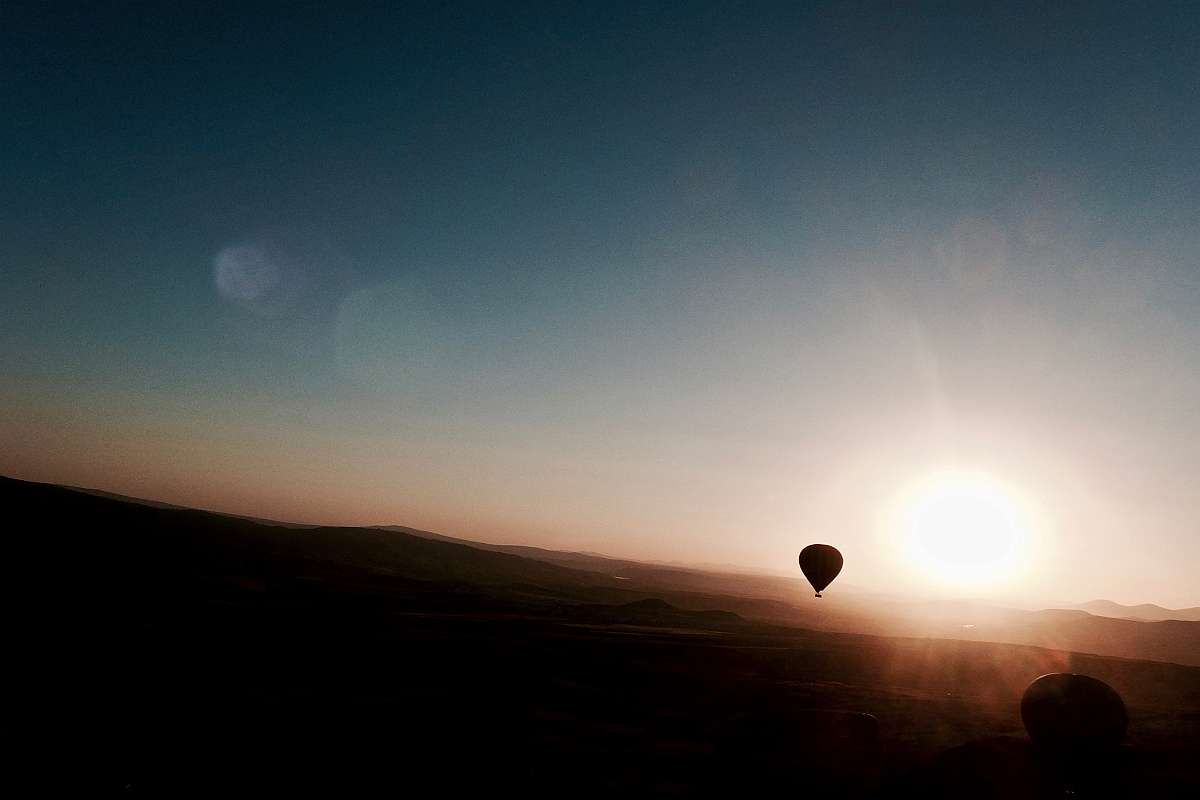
top-left (214, 244), bottom-right (279, 303)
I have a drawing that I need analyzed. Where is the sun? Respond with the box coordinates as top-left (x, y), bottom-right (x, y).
top-left (894, 471), bottom-right (1036, 590)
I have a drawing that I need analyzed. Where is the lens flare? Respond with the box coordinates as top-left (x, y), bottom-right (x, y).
top-left (214, 244), bottom-right (280, 304)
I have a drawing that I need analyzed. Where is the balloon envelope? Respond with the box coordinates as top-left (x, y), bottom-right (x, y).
top-left (1021, 673), bottom-right (1128, 753)
top-left (799, 544), bottom-right (843, 596)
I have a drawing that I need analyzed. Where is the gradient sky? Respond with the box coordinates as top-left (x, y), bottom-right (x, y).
top-left (4, 2), bottom-right (1200, 607)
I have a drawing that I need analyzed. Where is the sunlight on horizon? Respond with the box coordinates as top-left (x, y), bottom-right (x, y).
top-left (890, 471), bottom-right (1042, 593)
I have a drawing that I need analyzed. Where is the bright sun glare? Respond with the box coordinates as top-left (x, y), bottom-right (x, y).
top-left (896, 472), bottom-right (1036, 590)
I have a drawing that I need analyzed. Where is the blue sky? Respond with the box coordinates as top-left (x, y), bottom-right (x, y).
top-left (4, 2), bottom-right (1200, 605)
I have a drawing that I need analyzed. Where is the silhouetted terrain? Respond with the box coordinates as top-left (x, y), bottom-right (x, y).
top-left (1076, 599), bottom-right (1200, 622)
top-left (8, 475), bottom-right (1200, 796)
top-left (381, 525), bottom-right (1200, 667)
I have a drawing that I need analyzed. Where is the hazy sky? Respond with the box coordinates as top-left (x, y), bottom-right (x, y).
top-left (4, 2), bottom-right (1200, 607)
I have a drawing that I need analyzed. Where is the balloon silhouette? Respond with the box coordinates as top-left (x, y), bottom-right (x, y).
top-left (1021, 673), bottom-right (1128, 754)
top-left (799, 544), bottom-right (843, 597)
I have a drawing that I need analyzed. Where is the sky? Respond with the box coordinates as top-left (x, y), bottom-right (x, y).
top-left (4, 1), bottom-right (1200, 607)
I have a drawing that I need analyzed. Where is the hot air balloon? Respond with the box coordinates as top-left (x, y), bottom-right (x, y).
top-left (1020, 673), bottom-right (1128, 754)
top-left (799, 544), bottom-right (843, 597)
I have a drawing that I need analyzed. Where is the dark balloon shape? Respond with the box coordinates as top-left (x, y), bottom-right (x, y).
top-left (799, 544), bottom-right (843, 597)
top-left (1021, 673), bottom-right (1128, 753)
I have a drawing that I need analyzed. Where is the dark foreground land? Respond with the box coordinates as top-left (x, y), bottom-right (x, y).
top-left (8, 476), bottom-right (1200, 797)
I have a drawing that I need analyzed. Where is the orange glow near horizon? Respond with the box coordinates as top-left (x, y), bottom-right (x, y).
top-left (890, 471), bottom-right (1042, 593)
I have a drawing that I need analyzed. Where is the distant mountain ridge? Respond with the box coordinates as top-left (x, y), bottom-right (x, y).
top-left (376, 525), bottom-right (812, 602)
top-left (1076, 599), bottom-right (1200, 622)
top-left (7, 474), bottom-right (1200, 666)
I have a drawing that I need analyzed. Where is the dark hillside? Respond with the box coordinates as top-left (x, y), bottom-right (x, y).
top-left (7, 476), bottom-right (1200, 797)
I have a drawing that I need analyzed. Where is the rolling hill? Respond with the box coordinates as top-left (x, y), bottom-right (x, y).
top-left (8, 474), bottom-right (1200, 796)
top-left (1077, 599), bottom-right (1200, 622)
top-left (8, 474), bottom-right (1199, 666)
